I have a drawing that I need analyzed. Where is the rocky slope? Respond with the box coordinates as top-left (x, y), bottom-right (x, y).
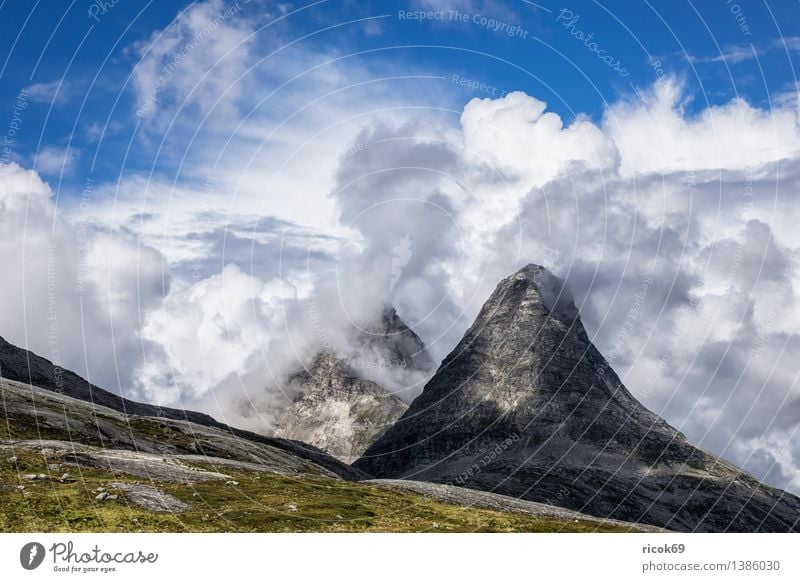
top-left (355, 264), bottom-right (800, 532)
top-left (0, 335), bottom-right (224, 425)
top-left (368, 480), bottom-right (664, 532)
top-left (0, 337), bottom-right (363, 480)
top-left (0, 375), bottom-right (650, 532)
top-left (274, 307), bottom-right (434, 463)
top-left (274, 353), bottom-right (408, 463)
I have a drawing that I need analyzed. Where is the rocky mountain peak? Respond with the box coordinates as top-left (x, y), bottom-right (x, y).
top-left (354, 266), bottom-right (800, 532)
top-left (474, 264), bottom-right (580, 335)
top-left (273, 307), bottom-right (433, 464)
top-left (274, 351), bottom-right (409, 464)
top-left (360, 305), bottom-right (436, 373)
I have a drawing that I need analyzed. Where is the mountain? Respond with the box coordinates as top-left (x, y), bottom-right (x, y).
top-left (0, 377), bottom-right (361, 480)
top-left (0, 334), bottom-right (362, 480)
top-left (274, 352), bottom-right (408, 463)
top-left (363, 306), bottom-right (435, 373)
top-left (0, 335), bottom-right (652, 533)
top-left (274, 307), bottom-right (434, 463)
top-left (354, 264), bottom-right (800, 532)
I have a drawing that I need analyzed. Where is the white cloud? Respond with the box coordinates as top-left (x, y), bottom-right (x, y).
top-left (461, 91), bottom-right (618, 185)
top-left (34, 146), bottom-right (80, 175)
top-left (129, 0), bottom-right (258, 123)
top-left (135, 264), bottom-right (297, 404)
top-left (779, 36), bottom-right (800, 53)
top-left (604, 78), bottom-right (800, 176)
top-left (685, 45), bottom-right (762, 64)
top-left (23, 79), bottom-right (72, 105)
top-left (0, 162), bottom-right (168, 393)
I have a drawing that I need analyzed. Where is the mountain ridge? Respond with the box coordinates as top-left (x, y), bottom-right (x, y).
top-left (0, 360), bottom-right (653, 532)
top-left (0, 334), bottom-right (364, 480)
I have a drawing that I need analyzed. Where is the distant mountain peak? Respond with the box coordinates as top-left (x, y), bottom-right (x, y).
top-left (273, 307), bottom-right (433, 464)
top-left (274, 352), bottom-right (408, 464)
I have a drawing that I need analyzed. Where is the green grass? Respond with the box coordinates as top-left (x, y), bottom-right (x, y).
top-left (0, 450), bottom-right (639, 533)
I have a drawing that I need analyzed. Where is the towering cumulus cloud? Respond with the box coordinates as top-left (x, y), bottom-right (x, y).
top-left (0, 163), bottom-right (167, 393)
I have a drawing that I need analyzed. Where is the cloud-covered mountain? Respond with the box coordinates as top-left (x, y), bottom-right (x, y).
top-left (274, 352), bottom-right (409, 464)
top-left (274, 308), bottom-right (434, 463)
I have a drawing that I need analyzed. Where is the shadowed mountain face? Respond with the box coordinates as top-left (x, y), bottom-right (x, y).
top-left (354, 265), bottom-right (800, 532)
top-left (274, 308), bottom-right (434, 463)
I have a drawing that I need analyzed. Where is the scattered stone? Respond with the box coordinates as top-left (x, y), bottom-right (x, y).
top-left (106, 495), bottom-right (119, 500)
top-left (287, 503), bottom-right (298, 512)
top-left (225, 480), bottom-right (239, 486)
top-left (59, 449), bottom-right (230, 483)
top-left (94, 486), bottom-right (106, 493)
top-left (7, 456), bottom-right (18, 466)
top-left (22, 474), bottom-right (38, 480)
top-left (16, 485), bottom-right (25, 491)
top-left (109, 482), bottom-right (189, 513)
top-left (37, 473), bottom-right (46, 479)
top-left (95, 492), bottom-right (108, 501)
top-left (58, 473), bottom-right (74, 483)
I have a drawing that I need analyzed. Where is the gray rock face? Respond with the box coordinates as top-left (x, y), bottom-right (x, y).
top-left (108, 482), bottom-right (189, 513)
top-left (362, 307), bottom-right (436, 374)
top-left (274, 353), bottom-right (408, 463)
top-left (274, 307), bottom-right (433, 463)
top-left (355, 264), bottom-right (800, 532)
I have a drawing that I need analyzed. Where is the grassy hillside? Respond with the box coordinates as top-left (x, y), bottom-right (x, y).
top-left (0, 448), bottom-right (640, 533)
top-left (0, 378), bottom-right (656, 533)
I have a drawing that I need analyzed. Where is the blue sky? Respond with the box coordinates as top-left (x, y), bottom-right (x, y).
top-left (2, 0), bottom-right (799, 193)
top-left (3, 1), bottom-right (800, 493)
